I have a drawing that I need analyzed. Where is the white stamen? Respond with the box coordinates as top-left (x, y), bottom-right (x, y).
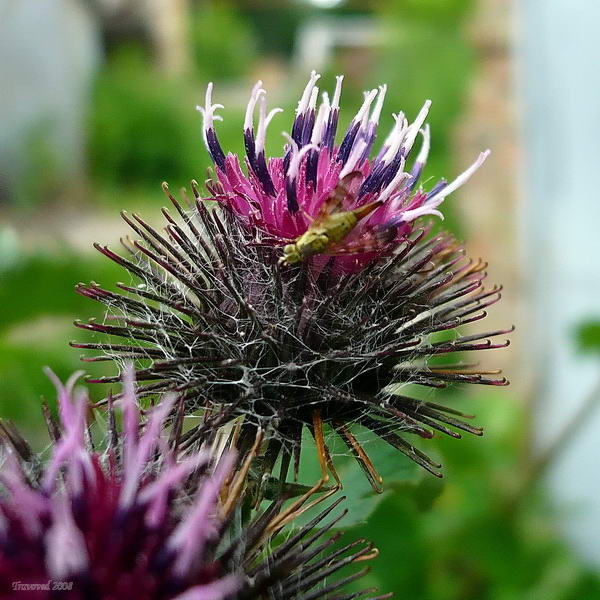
top-left (402, 99), bottom-right (431, 155)
top-left (195, 82), bottom-right (224, 132)
top-left (283, 133), bottom-right (317, 181)
top-left (283, 132), bottom-right (296, 150)
top-left (255, 95), bottom-right (283, 154)
top-left (265, 108), bottom-right (283, 128)
top-left (296, 70), bottom-right (321, 116)
top-left (360, 92), bottom-right (371, 130)
top-left (331, 75), bottom-right (343, 111)
top-left (425, 150), bottom-right (491, 208)
top-left (352, 88), bottom-right (378, 126)
top-left (244, 80), bottom-right (264, 131)
top-left (379, 112), bottom-right (403, 153)
top-left (369, 84), bottom-right (387, 125)
top-left (311, 100), bottom-right (330, 145)
top-left (414, 124), bottom-right (431, 166)
top-left (378, 157), bottom-right (409, 203)
top-left (340, 138), bottom-right (368, 178)
top-left (308, 86), bottom-right (318, 112)
top-left (381, 113), bottom-right (409, 164)
top-left (401, 206), bottom-right (444, 222)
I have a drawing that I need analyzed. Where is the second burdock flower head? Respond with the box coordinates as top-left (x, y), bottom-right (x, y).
top-left (73, 71), bottom-right (512, 491)
top-left (0, 369), bottom-right (385, 599)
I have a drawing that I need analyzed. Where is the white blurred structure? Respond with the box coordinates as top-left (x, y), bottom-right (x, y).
top-left (0, 0), bottom-right (190, 203)
top-left (0, 0), bottom-right (100, 199)
top-left (96, 0), bottom-right (191, 75)
top-left (518, 0), bottom-right (600, 564)
top-left (294, 16), bottom-right (391, 73)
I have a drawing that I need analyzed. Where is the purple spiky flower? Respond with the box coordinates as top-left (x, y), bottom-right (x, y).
top-left (199, 72), bottom-right (489, 273)
top-left (73, 72), bottom-right (511, 488)
top-left (0, 370), bottom-right (387, 599)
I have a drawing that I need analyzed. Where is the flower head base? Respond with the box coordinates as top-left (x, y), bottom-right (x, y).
top-left (0, 370), bottom-right (386, 599)
top-left (201, 71), bottom-right (489, 272)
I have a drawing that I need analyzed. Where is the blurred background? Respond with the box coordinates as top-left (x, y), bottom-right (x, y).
top-left (1, 0), bottom-right (600, 597)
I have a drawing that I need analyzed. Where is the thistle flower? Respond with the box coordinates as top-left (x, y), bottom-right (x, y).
top-left (73, 72), bottom-right (511, 488)
top-left (0, 370), bottom-right (386, 599)
top-left (200, 73), bottom-right (489, 273)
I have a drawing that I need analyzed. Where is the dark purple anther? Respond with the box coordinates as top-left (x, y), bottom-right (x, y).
top-left (358, 123), bottom-right (377, 164)
top-left (283, 148), bottom-right (292, 175)
top-left (338, 121), bottom-right (361, 165)
top-left (255, 151), bottom-right (276, 197)
top-left (300, 108), bottom-right (316, 146)
top-left (206, 128), bottom-right (226, 171)
top-left (359, 161), bottom-right (386, 197)
top-left (427, 179), bottom-right (448, 199)
top-left (245, 128), bottom-right (276, 196)
top-left (244, 129), bottom-right (257, 165)
top-left (286, 177), bottom-right (299, 213)
top-left (305, 148), bottom-right (319, 189)
top-left (291, 114), bottom-right (305, 146)
top-left (323, 108), bottom-right (340, 149)
top-left (379, 152), bottom-right (404, 190)
top-left (409, 162), bottom-right (424, 190)
top-left (360, 151), bottom-right (403, 197)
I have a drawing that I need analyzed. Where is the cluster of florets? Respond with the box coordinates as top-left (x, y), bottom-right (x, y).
top-left (201, 71), bottom-right (489, 273)
top-left (73, 72), bottom-right (510, 487)
top-left (0, 369), bottom-right (385, 599)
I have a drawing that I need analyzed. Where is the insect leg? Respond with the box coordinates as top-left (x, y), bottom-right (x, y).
top-left (220, 428), bottom-right (264, 518)
top-left (334, 421), bottom-right (384, 493)
top-left (262, 412), bottom-right (341, 536)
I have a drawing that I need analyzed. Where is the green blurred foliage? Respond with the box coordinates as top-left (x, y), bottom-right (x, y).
top-left (0, 235), bottom-right (123, 436)
top-left (87, 45), bottom-right (201, 191)
top-left (12, 118), bottom-right (65, 211)
top-left (336, 392), bottom-right (600, 599)
top-left (86, 44), bottom-right (250, 197)
top-left (374, 0), bottom-right (475, 236)
top-left (387, 0), bottom-right (474, 24)
top-left (0, 250), bottom-right (118, 335)
top-left (190, 2), bottom-right (257, 80)
top-left (576, 320), bottom-right (600, 354)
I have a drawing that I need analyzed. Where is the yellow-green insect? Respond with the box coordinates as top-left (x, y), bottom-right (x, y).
top-left (280, 172), bottom-right (384, 265)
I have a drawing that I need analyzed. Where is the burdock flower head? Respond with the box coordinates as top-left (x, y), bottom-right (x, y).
top-left (0, 370), bottom-right (385, 599)
top-left (73, 71), bottom-right (512, 490)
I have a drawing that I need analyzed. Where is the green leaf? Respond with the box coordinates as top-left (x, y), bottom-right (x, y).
top-left (575, 320), bottom-right (600, 354)
top-left (0, 249), bottom-right (121, 335)
top-left (289, 425), bottom-right (423, 528)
